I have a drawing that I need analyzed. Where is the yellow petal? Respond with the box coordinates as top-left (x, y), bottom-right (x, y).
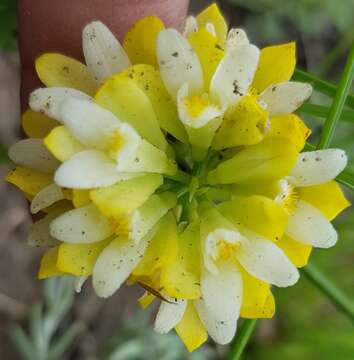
top-left (35, 53), bottom-right (97, 95)
top-left (123, 16), bottom-right (165, 67)
top-left (90, 174), bottom-right (163, 231)
top-left (242, 290), bottom-right (275, 319)
top-left (188, 28), bottom-right (224, 90)
top-left (252, 42), bottom-right (296, 93)
top-left (266, 114), bottom-right (311, 151)
top-left (213, 95), bottom-right (268, 149)
top-left (208, 137), bottom-right (298, 185)
top-left (240, 268), bottom-right (270, 318)
top-left (118, 65), bottom-right (187, 142)
top-left (6, 166), bottom-right (52, 196)
top-left (160, 222), bottom-right (202, 300)
top-left (22, 110), bottom-right (59, 139)
top-left (38, 247), bottom-right (64, 279)
top-left (95, 76), bottom-right (169, 152)
top-left (133, 212), bottom-right (178, 277)
top-left (297, 181), bottom-right (350, 221)
top-left (196, 3), bottom-right (228, 43)
top-left (219, 195), bottom-right (289, 241)
top-left (44, 126), bottom-right (85, 161)
top-left (72, 189), bottom-right (91, 208)
top-left (175, 301), bottom-right (208, 352)
top-left (277, 234), bottom-right (312, 268)
top-left (57, 237), bottom-right (111, 276)
top-left (138, 292), bottom-right (156, 309)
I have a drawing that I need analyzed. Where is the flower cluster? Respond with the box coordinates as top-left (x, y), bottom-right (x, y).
top-left (7, 3), bottom-right (350, 352)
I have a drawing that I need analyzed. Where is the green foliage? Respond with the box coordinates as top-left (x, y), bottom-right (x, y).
top-left (11, 277), bottom-right (83, 360)
top-left (102, 310), bottom-right (214, 360)
top-left (226, 0), bottom-right (354, 44)
top-left (0, 0), bottom-right (17, 50)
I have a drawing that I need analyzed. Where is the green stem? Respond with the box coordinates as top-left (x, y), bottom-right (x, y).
top-left (302, 263), bottom-right (354, 324)
top-left (228, 319), bottom-right (257, 360)
top-left (298, 103), bottom-right (354, 123)
top-left (317, 45), bottom-right (354, 149)
top-left (293, 68), bottom-right (354, 109)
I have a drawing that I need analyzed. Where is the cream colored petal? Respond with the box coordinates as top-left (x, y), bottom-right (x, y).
top-left (83, 21), bottom-right (130, 84)
top-left (195, 262), bottom-right (242, 345)
top-left (286, 200), bottom-right (337, 248)
top-left (54, 150), bottom-right (136, 189)
top-left (50, 204), bottom-right (113, 244)
top-left (60, 97), bottom-right (122, 149)
top-left (154, 297), bottom-right (187, 334)
top-left (30, 183), bottom-right (65, 214)
top-left (29, 87), bottom-right (91, 121)
top-left (236, 230), bottom-right (299, 287)
top-left (259, 81), bottom-right (312, 115)
top-left (288, 149), bottom-right (347, 187)
top-left (9, 139), bottom-right (60, 173)
top-left (226, 28), bottom-right (249, 50)
top-left (210, 44), bottom-right (260, 109)
top-left (177, 83), bottom-right (222, 128)
top-left (157, 29), bottom-right (203, 99)
top-left (28, 212), bottom-right (61, 247)
top-left (93, 235), bottom-right (148, 298)
top-left (183, 16), bottom-right (198, 37)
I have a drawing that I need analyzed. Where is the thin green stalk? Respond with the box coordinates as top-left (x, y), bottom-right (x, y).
top-left (227, 319), bottom-right (257, 360)
top-left (293, 68), bottom-right (354, 109)
top-left (302, 263), bottom-right (354, 323)
top-left (298, 103), bottom-right (354, 123)
top-left (317, 45), bottom-right (354, 149)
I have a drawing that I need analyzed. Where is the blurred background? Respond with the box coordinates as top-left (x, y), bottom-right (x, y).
top-left (0, 0), bottom-right (353, 359)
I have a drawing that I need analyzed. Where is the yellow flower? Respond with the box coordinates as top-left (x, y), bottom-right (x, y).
top-left (6, 2), bottom-right (350, 353)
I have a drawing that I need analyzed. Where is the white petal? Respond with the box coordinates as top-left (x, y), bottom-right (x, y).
top-left (183, 16), bottom-right (198, 37)
top-left (60, 97), bottom-right (121, 149)
top-left (288, 149), bottom-right (347, 187)
top-left (75, 276), bottom-right (88, 293)
top-left (195, 262), bottom-right (242, 345)
top-left (82, 21), bottom-right (131, 84)
top-left (205, 23), bottom-right (217, 37)
top-left (93, 236), bottom-right (148, 298)
top-left (154, 297), bottom-right (187, 334)
top-left (9, 139), bottom-right (60, 173)
top-left (204, 228), bottom-right (244, 275)
top-left (226, 28), bottom-right (249, 50)
top-left (210, 44), bottom-right (260, 109)
top-left (50, 204), bottom-right (113, 243)
top-left (28, 212), bottom-right (60, 247)
top-left (286, 200), bottom-right (337, 248)
top-left (29, 87), bottom-right (91, 121)
top-left (177, 83), bottom-right (222, 128)
top-left (157, 29), bottom-right (203, 100)
top-left (259, 81), bottom-right (312, 115)
top-left (30, 183), bottom-right (65, 214)
top-left (54, 150), bottom-right (138, 189)
top-left (236, 230), bottom-right (299, 287)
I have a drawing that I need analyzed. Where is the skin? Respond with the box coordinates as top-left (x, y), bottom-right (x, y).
top-left (17, 0), bottom-right (189, 109)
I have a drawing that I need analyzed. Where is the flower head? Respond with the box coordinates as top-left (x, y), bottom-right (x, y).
top-left (6, 2), bottom-right (350, 352)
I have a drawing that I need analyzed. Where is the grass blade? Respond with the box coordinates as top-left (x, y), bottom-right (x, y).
top-left (317, 45), bottom-right (354, 149)
top-left (298, 103), bottom-right (354, 123)
top-left (302, 263), bottom-right (354, 324)
top-left (293, 68), bottom-right (354, 109)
